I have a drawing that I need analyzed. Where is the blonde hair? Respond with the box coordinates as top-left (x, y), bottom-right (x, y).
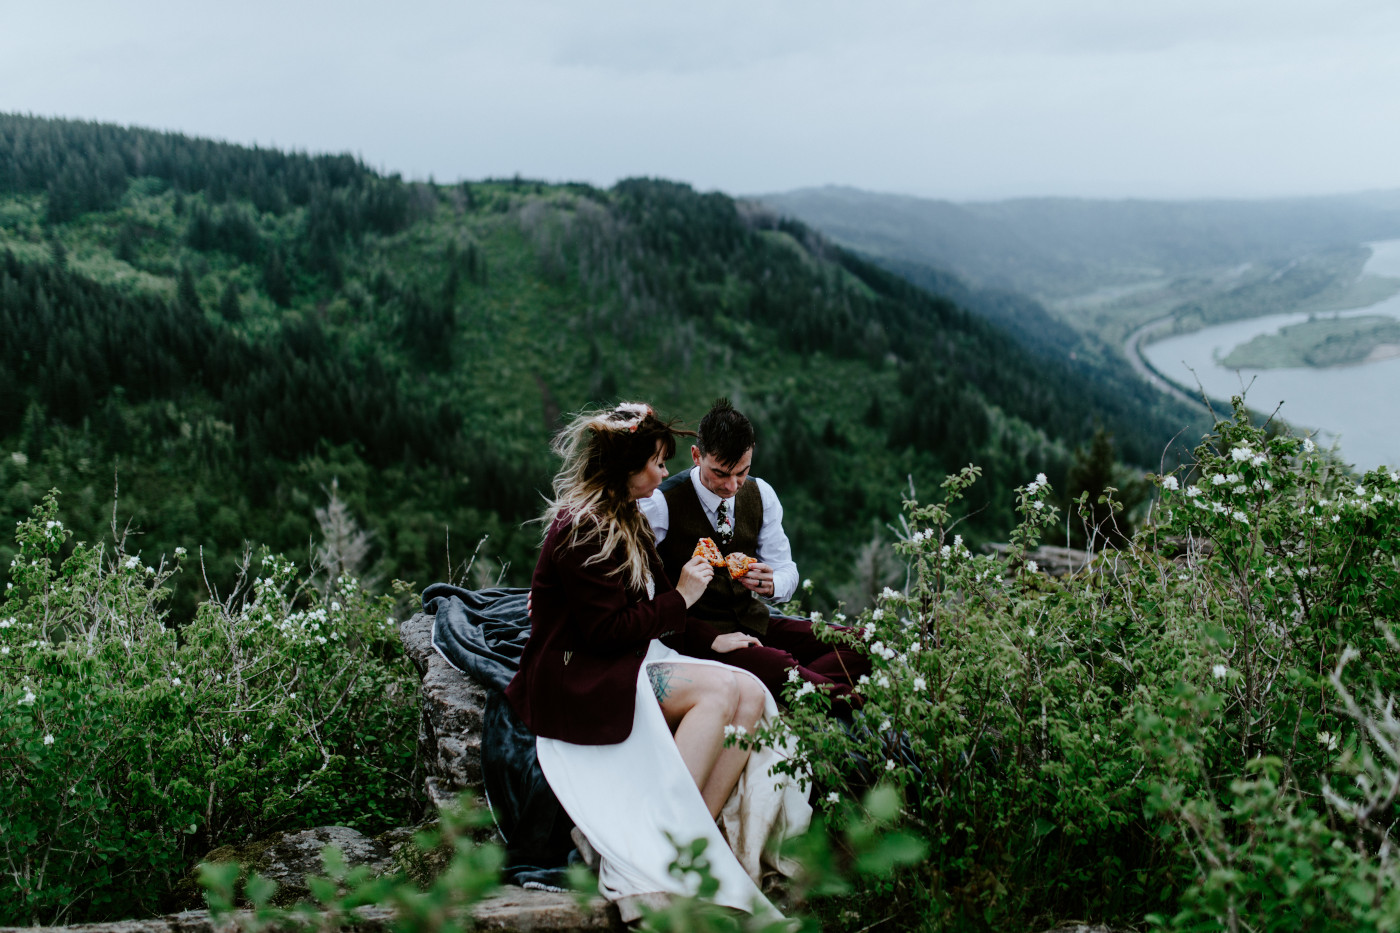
top-left (541, 403), bottom-right (683, 592)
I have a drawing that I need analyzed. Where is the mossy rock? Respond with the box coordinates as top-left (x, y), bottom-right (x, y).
top-left (169, 825), bottom-right (396, 910)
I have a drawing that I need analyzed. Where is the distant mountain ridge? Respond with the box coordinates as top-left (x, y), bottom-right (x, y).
top-left (760, 185), bottom-right (1400, 299)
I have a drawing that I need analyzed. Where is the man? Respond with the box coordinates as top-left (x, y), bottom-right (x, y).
top-left (640, 399), bottom-right (869, 713)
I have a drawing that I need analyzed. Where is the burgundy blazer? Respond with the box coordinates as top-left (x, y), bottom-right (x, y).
top-left (505, 514), bottom-right (718, 745)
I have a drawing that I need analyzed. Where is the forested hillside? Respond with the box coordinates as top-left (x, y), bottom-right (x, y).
top-left (1, 114), bottom-right (1200, 612)
top-left (761, 185), bottom-right (1400, 299)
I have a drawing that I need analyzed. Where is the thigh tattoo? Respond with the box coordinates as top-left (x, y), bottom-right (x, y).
top-left (648, 663), bottom-right (686, 702)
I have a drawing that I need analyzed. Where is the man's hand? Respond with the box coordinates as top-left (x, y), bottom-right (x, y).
top-left (738, 562), bottom-right (777, 598)
top-left (711, 632), bottom-right (762, 653)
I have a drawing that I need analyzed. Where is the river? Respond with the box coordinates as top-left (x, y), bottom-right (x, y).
top-left (1140, 239), bottom-right (1400, 470)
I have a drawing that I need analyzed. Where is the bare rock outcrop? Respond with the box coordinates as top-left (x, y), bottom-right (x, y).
top-left (399, 611), bottom-right (489, 806)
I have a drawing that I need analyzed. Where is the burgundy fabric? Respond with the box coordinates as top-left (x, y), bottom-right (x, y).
top-left (681, 614), bottom-right (871, 711)
top-left (504, 515), bottom-right (689, 746)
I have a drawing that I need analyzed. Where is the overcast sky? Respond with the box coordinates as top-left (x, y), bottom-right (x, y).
top-left (4, 0), bottom-right (1399, 202)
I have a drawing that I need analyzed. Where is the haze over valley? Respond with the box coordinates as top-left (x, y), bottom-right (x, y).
top-left (761, 185), bottom-right (1400, 468)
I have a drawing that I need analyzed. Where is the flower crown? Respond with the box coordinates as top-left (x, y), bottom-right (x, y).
top-left (594, 402), bottom-right (654, 433)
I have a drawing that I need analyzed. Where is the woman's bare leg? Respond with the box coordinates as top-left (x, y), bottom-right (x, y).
top-left (652, 663), bottom-right (767, 818)
top-left (696, 673), bottom-right (767, 816)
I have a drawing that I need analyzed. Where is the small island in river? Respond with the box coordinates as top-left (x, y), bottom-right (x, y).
top-left (1219, 313), bottom-right (1400, 369)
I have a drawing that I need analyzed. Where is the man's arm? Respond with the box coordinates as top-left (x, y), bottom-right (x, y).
top-left (638, 488), bottom-right (669, 543)
top-left (752, 478), bottom-right (799, 601)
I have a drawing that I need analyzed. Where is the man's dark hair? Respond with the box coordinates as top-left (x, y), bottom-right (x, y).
top-left (696, 398), bottom-right (755, 467)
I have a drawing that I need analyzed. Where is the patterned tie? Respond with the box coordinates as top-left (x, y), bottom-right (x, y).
top-left (716, 499), bottom-right (734, 544)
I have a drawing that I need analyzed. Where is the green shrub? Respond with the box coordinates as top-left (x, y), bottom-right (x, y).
top-left (758, 399), bottom-right (1400, 931)
top-left (0, 491), bottom-right (420, 925)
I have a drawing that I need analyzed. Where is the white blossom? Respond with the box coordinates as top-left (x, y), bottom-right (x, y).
top-left (802, 578), bottom-right (813, 590)
top-left (885, 759), bottom-right (897, 772)
top-left (1232, 511), bottom-right (1248, 524)
top-left (175, 547), bottom-right (187, 557)
top-left (1212, 474), bottom-right (1227, 486)
top-left (794, 681), bottom-right (816, 699)
top-left (1303, 437), bottom-right (1316, 453)
top-left (19, 688), bottom-right (36, 706)
top-left (43, 734), bottom-right (54, 746)
top-left (1231, 446), bottom-right (1253, 462)
top-left (787, 667), bottom-right (802, 683)
top-left (1317, 731), bottom-right (1338, 751)
top-left (124, 556), bottom-right (140, 569)
top-left (1212, 664), bottom-right (1228, 679)
top-left (171, 677), bottom-right (181, 686)
top-left (1186, 486), bottom-right (1202, 498)
top-left (1026, 560), bottom-right (1039, 574)
top-left (826, 791), bottom-right (840, 804)
top-left (1162, 476), bottom-right (1179, 490)
top-left (912, 676), bottom-right (927, 691)
top-left (1251, 455), bottom-right (1267, 467)
top-left (1233, 485), bottom-right (1247, 495)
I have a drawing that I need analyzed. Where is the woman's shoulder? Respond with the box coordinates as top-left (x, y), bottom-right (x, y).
top-left (542, 510), bottom-right (609, 558)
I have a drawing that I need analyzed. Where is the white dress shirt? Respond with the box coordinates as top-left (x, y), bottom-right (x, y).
top-left (639, 469), bottom-right (800, 602)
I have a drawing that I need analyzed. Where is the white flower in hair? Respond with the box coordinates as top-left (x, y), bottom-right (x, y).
top-left (611, 402), bottom-right (653, 431)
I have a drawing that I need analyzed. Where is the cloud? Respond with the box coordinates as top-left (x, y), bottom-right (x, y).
top-left (2, 0), bottom-right (1399, 199)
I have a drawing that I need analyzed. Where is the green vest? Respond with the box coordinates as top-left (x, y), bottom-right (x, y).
top-left (655, 469), bottom-right (770, 635)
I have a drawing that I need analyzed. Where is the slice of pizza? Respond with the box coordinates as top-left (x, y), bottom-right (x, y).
top-left (726, 551), bottom-right (757, 580)
top-left (693, 537), bottom-right (726, 567)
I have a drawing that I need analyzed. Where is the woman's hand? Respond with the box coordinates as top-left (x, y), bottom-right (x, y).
top-left (676, 554), bottom-right (715, 608)
top-left (711, 632), bottom-right (762, 653)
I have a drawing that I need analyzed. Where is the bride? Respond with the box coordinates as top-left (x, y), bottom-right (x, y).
top-left (504, 403), bottom-right (809, 920)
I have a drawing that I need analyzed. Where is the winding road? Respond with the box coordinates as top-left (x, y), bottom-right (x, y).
top-left (1123, 316), bottom-right (1206, 408)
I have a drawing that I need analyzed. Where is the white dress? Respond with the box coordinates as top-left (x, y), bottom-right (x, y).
top-left (536, 637), bottom-right (812, 920)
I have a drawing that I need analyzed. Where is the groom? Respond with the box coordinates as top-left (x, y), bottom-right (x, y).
top-left (640, 399), bottom-right (869, 713)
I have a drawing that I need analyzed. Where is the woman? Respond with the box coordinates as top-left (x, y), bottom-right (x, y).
top-left (504, 403), bottom-right (809, 920)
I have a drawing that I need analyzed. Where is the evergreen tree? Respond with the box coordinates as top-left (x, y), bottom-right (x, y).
top-left (264, 250), bottom-right (292, 307)
top-left (218, 281), bottom-right (242, 323)
top-left (115, 223), bottom-right (139, 264)
top-left (177, 265), bottom-right (202, 313)
top-left (1066, 428), bottom-right (1149, 549)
